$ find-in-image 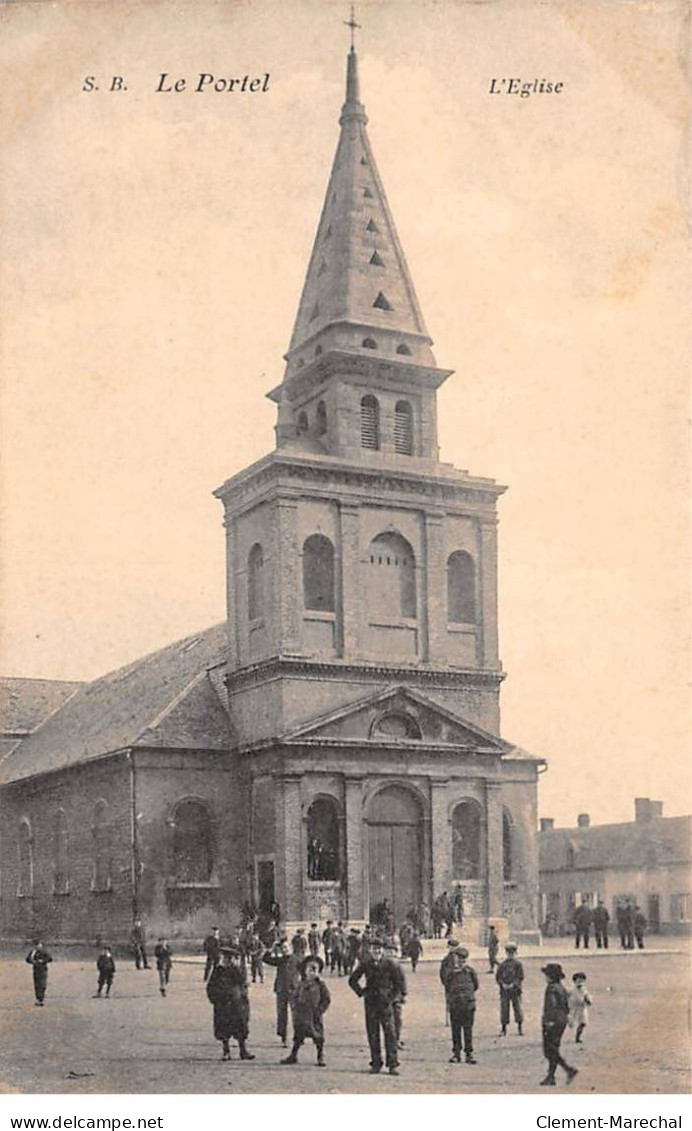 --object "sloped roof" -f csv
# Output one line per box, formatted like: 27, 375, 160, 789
0, 677, 82, 737
0, 624, 230, 785
539, 815, 691, 872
